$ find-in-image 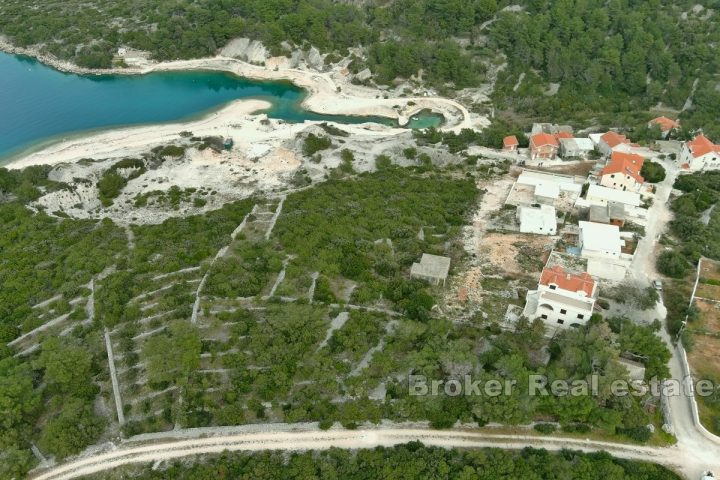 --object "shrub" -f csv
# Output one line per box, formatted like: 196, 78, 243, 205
640, 161, 666, 183
403, 147, 418, 159
375, 154, 392, 170
619, 426, 652, 443
534, 423, 557, 434
303, 134, 332, 156
656, 250, 690, 278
